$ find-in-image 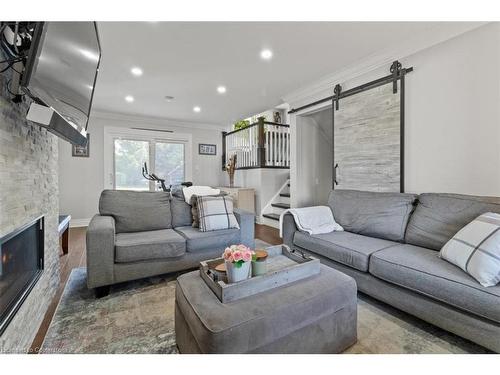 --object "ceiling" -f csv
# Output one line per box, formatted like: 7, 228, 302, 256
92, 22, 480, 126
